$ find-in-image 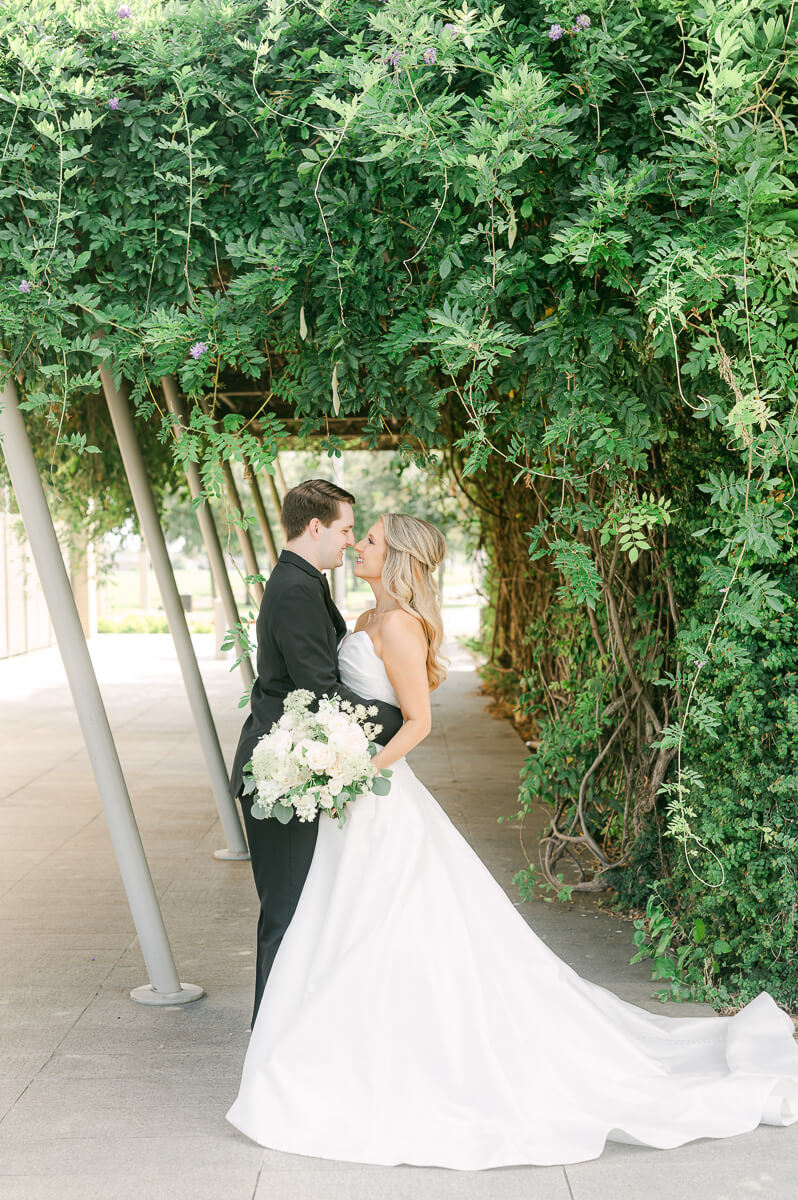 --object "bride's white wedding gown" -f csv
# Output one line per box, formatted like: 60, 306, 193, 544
226, 631, 798, 1169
